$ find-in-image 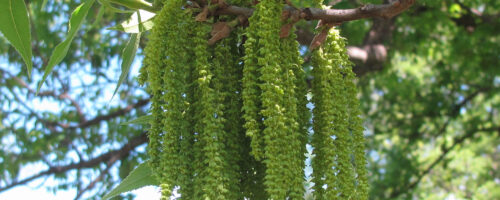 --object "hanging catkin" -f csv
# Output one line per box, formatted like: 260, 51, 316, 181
242, 9, 265, 160
139, 0, 369, 198
311, 27, 368, 199
341, 44, 369, 200
280, 26, 307, 199
143, 0, 188, 197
